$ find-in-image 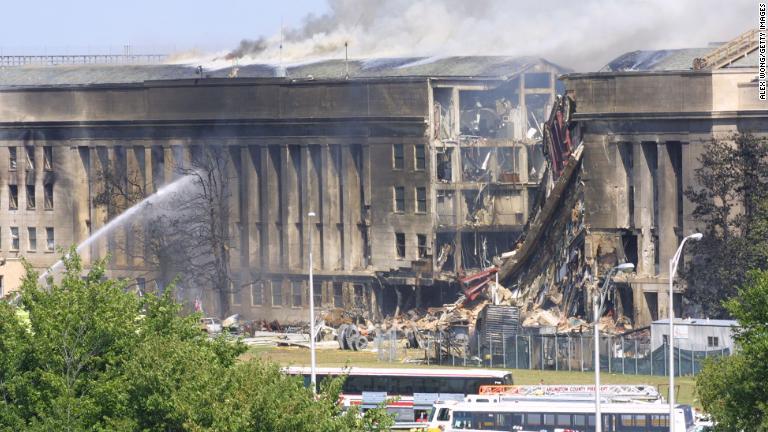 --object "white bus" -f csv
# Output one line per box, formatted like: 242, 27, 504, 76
283, 367, 512, 427
426, 400, 695, 432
